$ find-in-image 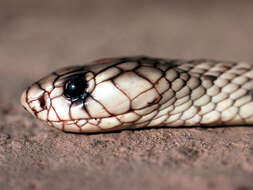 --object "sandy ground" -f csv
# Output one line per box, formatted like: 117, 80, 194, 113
1, 1, 253, 190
